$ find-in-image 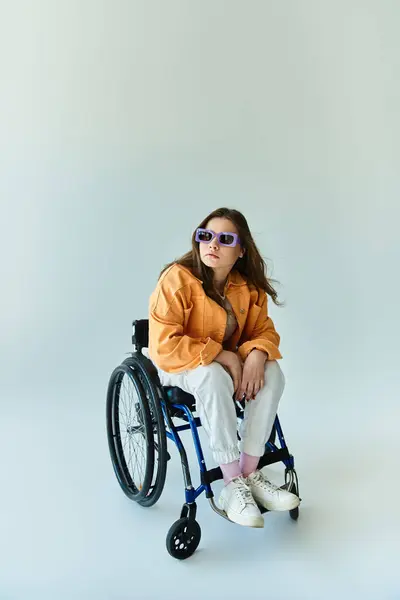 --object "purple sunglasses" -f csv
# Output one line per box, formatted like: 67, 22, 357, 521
195, 228, 241, 247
